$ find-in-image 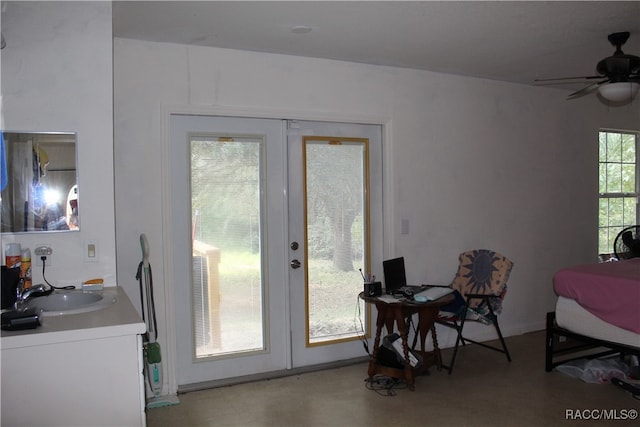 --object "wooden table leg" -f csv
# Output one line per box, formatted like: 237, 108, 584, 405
431, 324, 442, 370
416, 307, 437, 351
392, 306, 415, 390
367, 302, 386, 378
